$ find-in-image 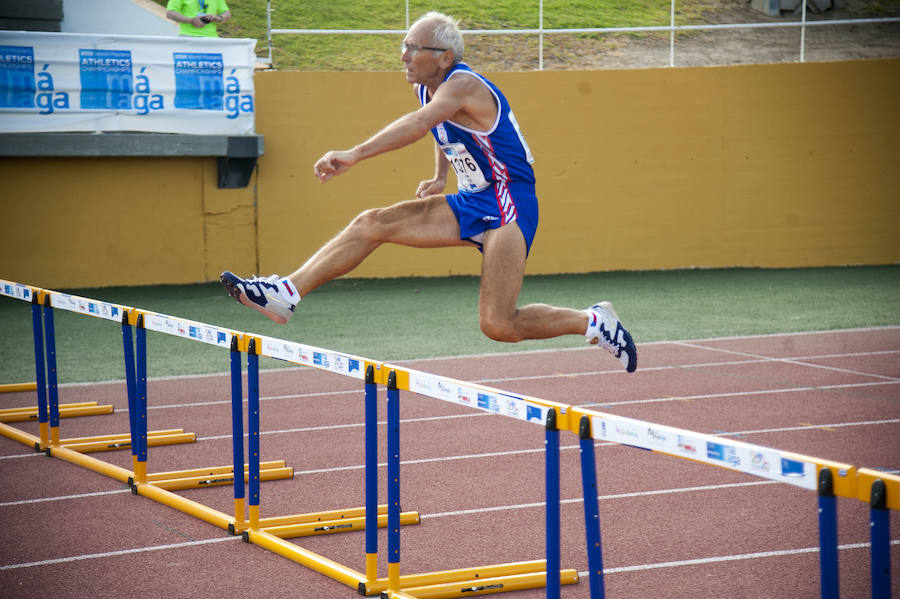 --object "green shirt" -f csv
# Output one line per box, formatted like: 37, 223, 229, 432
167, 0, 230, 38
